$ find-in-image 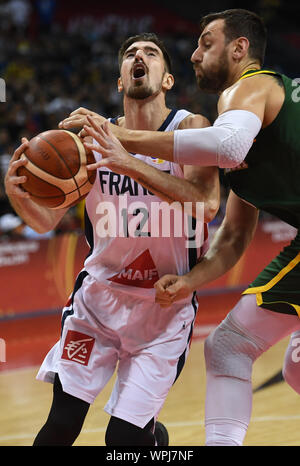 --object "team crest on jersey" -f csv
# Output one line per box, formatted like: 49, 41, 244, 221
108, 249, 159, 288
150, 157, 165, 164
